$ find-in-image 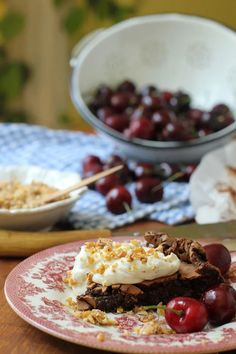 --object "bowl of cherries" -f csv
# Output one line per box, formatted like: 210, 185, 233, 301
70, 14, 236, 163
